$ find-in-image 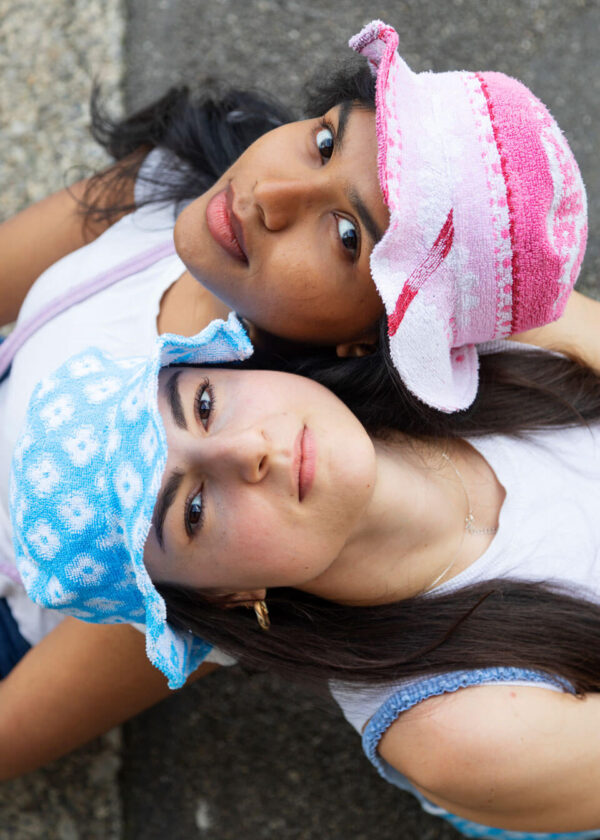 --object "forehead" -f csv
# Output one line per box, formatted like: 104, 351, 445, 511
159, 364, 323, 397
157, 365, 356, 428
